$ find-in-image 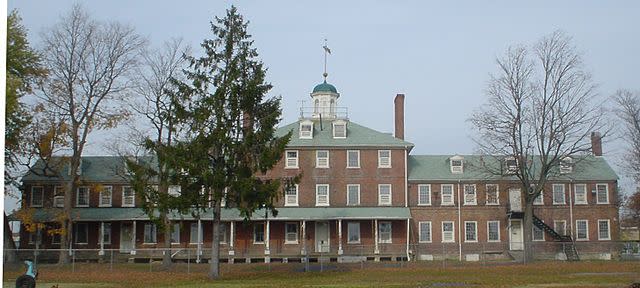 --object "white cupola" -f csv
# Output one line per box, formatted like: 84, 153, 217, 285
310, 79, 340, 119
